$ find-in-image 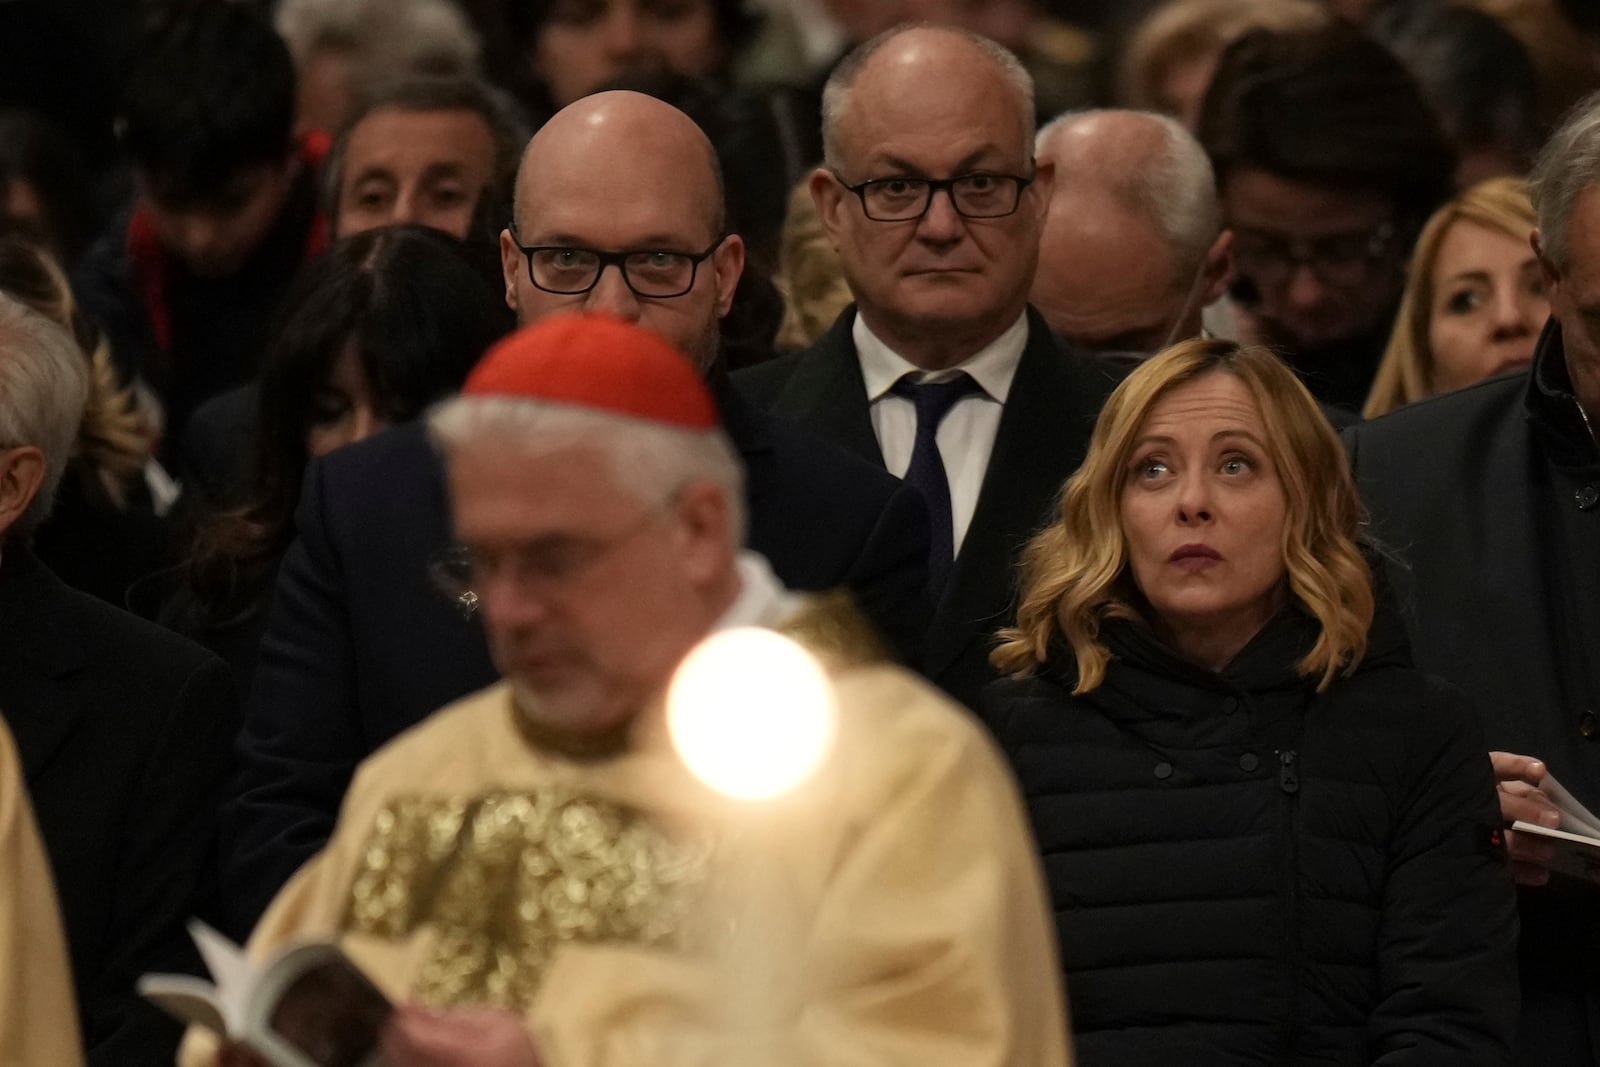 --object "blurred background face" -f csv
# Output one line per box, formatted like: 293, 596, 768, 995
305, 343, 393, 457
1224, 167, 1404, 349
140, 159, 295, 278
335, 107, 499, 241
1427, 218, 1547, 393
1119, 371, 1288, 649
533, 0, 724, 108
